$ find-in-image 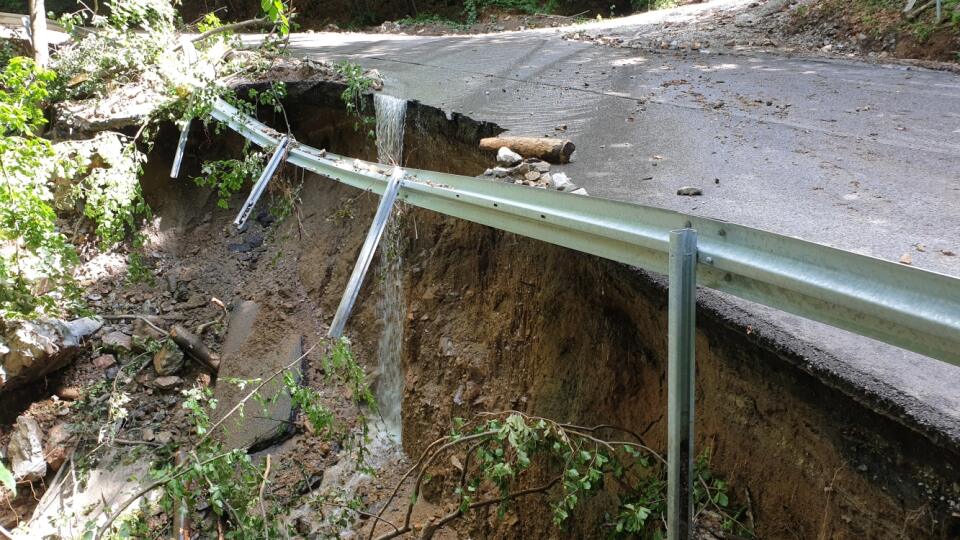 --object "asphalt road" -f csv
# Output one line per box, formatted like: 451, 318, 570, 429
277, 19, 960, 440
